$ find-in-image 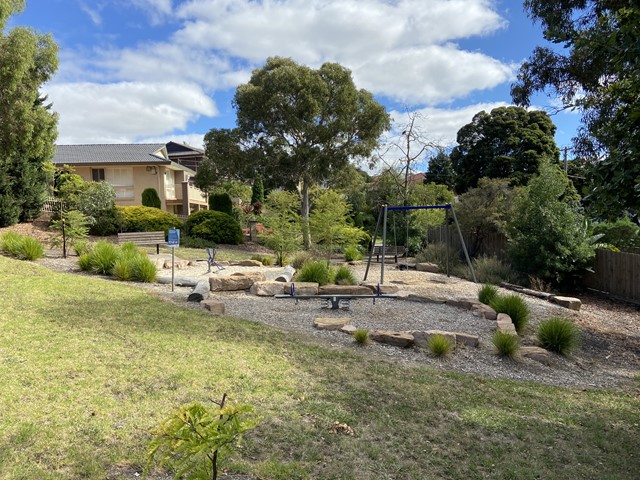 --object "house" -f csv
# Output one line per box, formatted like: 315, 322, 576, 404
165, 141, 206, 171
52, 143, 208, 217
